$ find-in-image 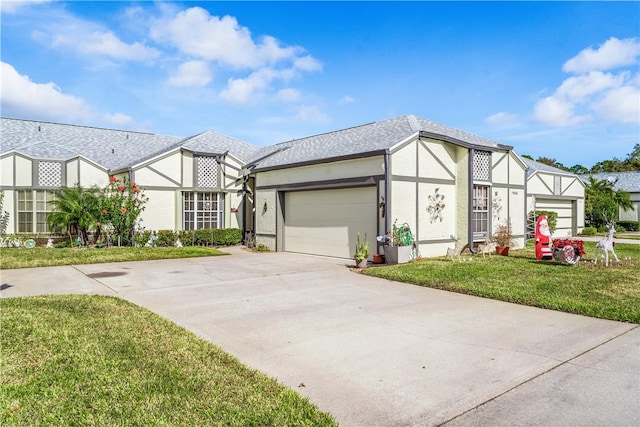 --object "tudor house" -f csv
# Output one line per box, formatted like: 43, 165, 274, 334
1, 115, 585, 259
